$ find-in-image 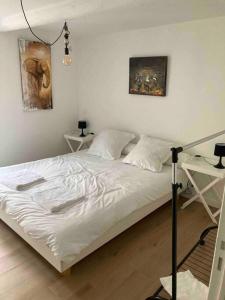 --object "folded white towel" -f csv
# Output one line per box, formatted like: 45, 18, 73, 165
160, 270, 209, 300
0, 169, 45, 191
50, 196, 85, 213
33, 186, 85, 213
